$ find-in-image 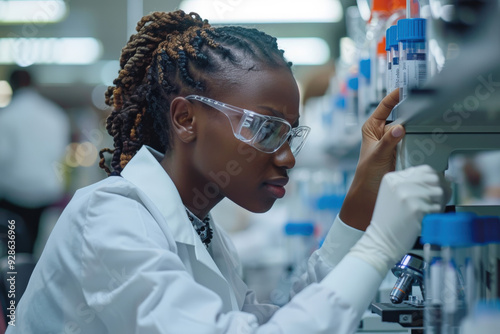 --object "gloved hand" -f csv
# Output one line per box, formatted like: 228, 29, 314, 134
348, 165, 451, 276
